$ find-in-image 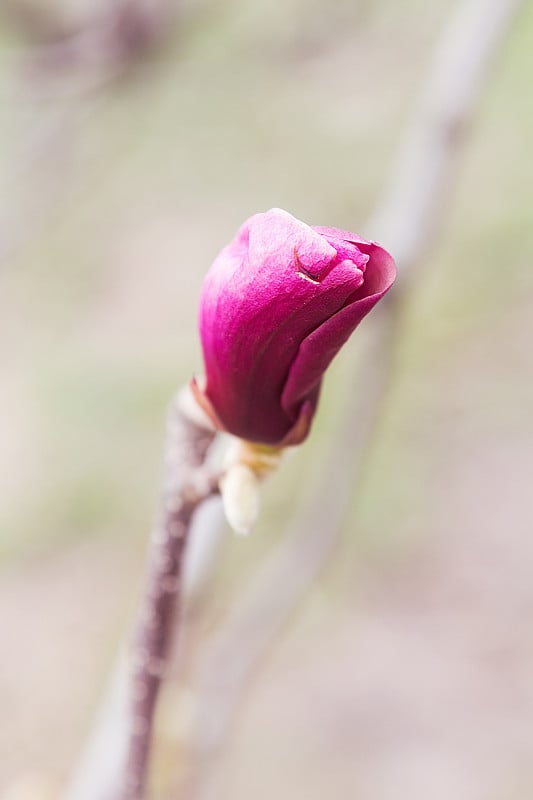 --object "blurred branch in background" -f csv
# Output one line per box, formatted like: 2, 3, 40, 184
0, 0, 188, 274
2, 0, 177, 86
178, 0, 523, 798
